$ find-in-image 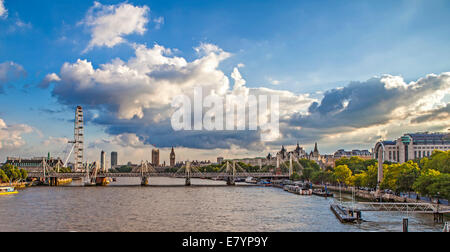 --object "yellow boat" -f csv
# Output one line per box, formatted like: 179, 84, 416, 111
0, 187, 18, 195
